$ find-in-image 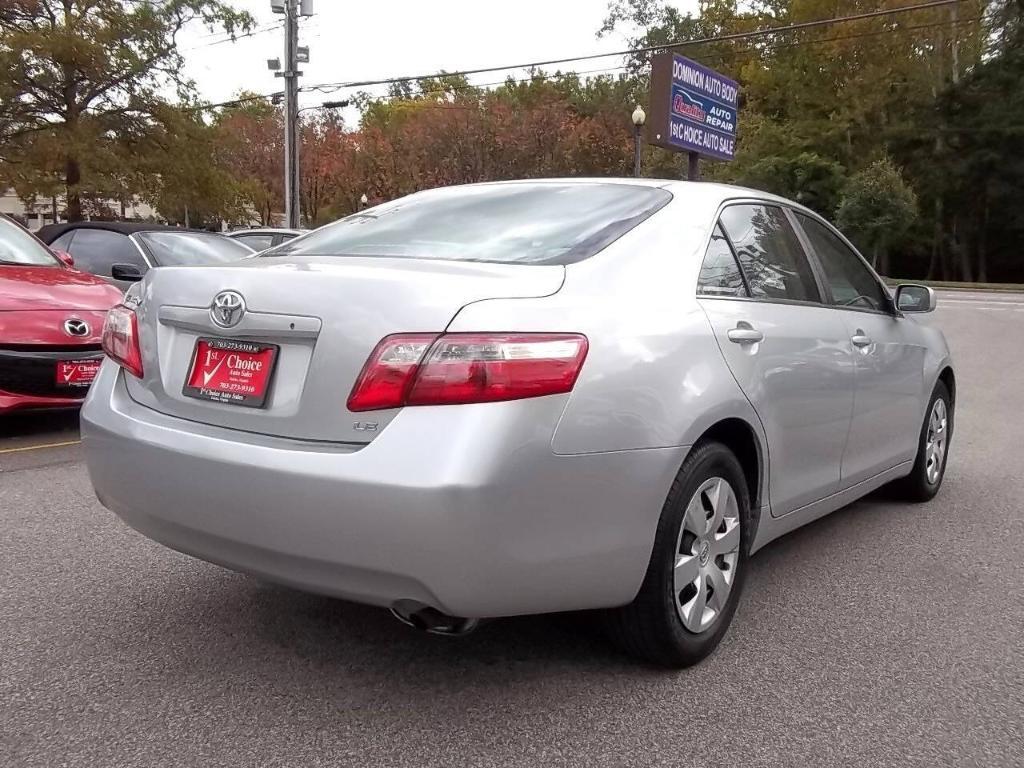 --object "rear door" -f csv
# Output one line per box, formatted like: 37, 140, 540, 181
697, 203, 856, 517
792, 213, 925, 486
